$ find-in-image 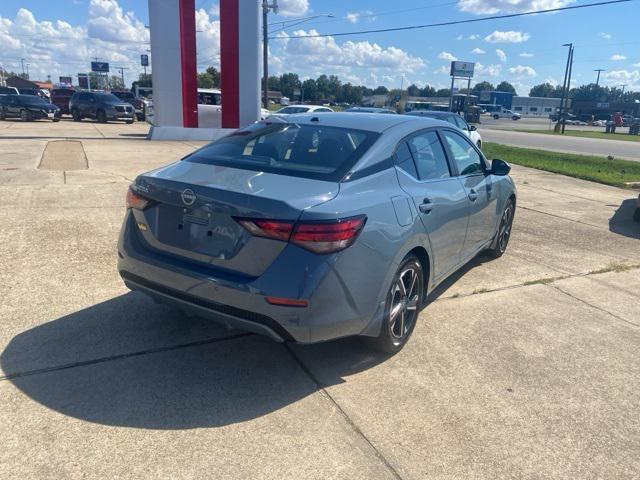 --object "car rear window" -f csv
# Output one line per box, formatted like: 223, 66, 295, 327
185, 122, 380, 181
